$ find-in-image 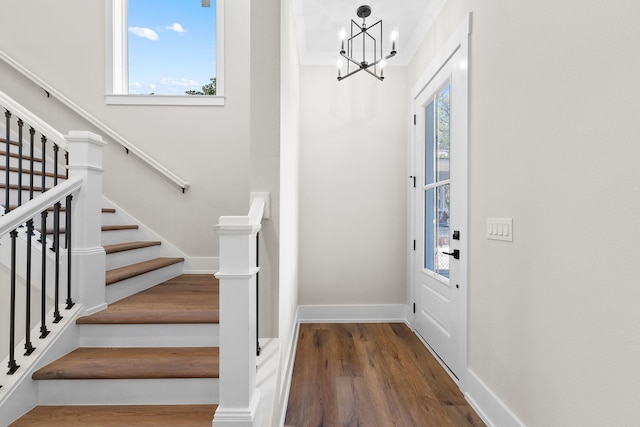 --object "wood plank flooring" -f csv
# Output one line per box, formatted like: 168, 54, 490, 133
9, 405, 218, 426
285, 323, 485, 427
